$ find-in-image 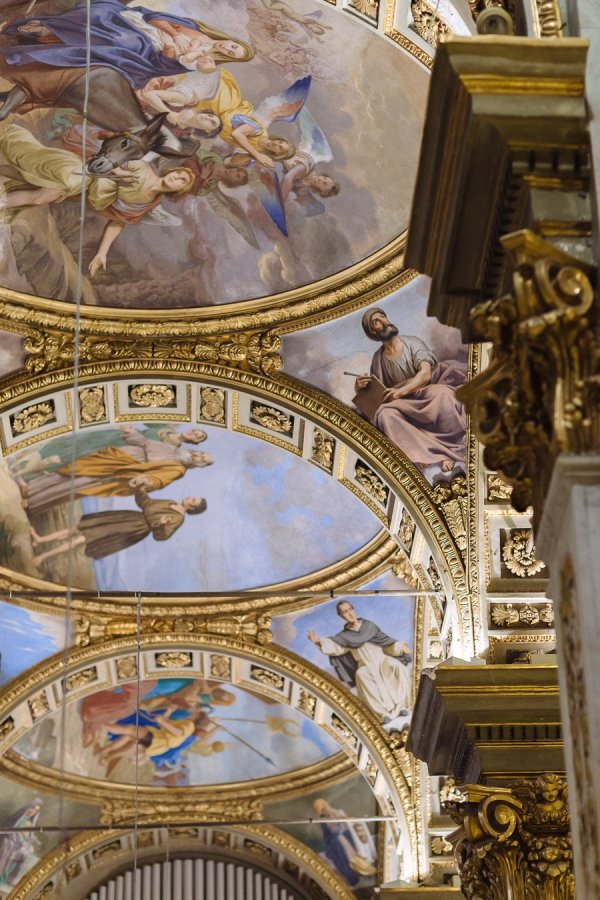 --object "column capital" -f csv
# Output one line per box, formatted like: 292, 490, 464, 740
445, 776, 574, 898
